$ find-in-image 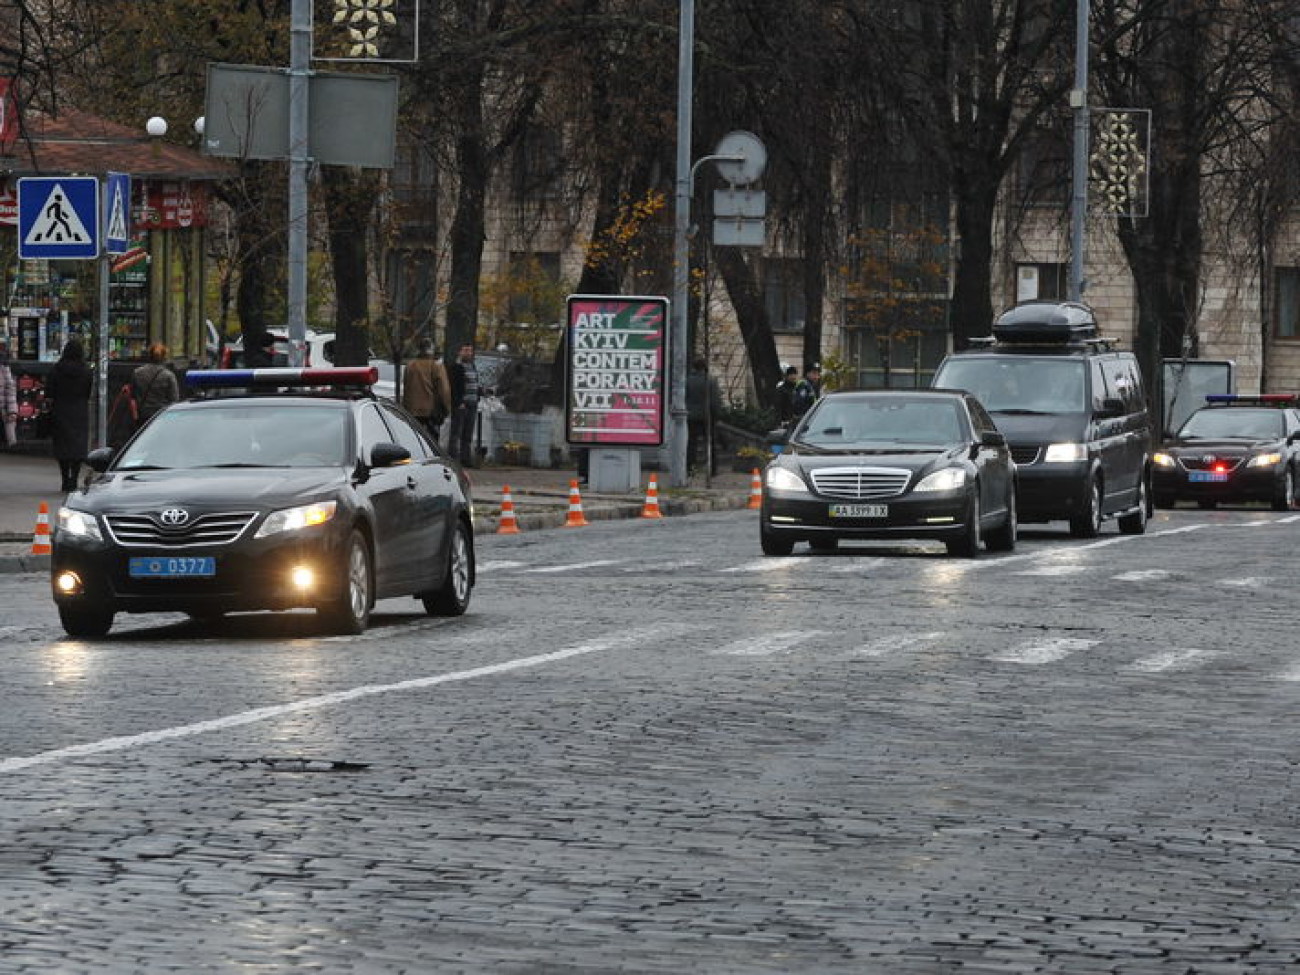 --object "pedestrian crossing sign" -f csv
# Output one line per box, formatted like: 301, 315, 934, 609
17, 176, 100, 260
104, 172, 131, 255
